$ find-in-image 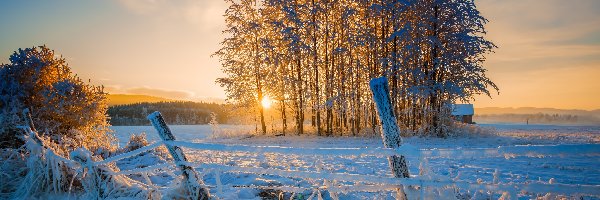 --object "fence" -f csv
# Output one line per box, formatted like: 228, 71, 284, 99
21, 119, 600, 199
